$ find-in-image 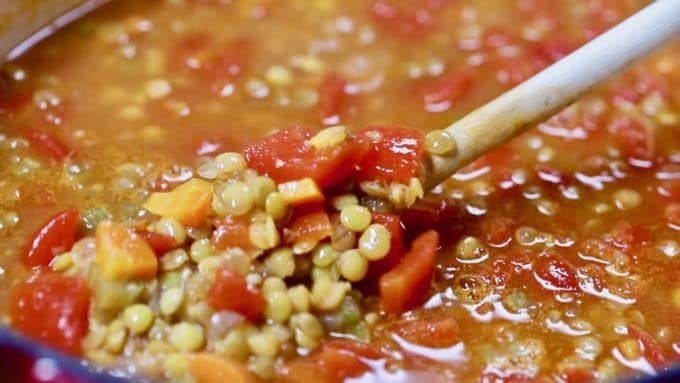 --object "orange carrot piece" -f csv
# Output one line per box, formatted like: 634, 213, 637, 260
95, 221, 158, 280
143, 178, 213, 226
187, 353, 255, 383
